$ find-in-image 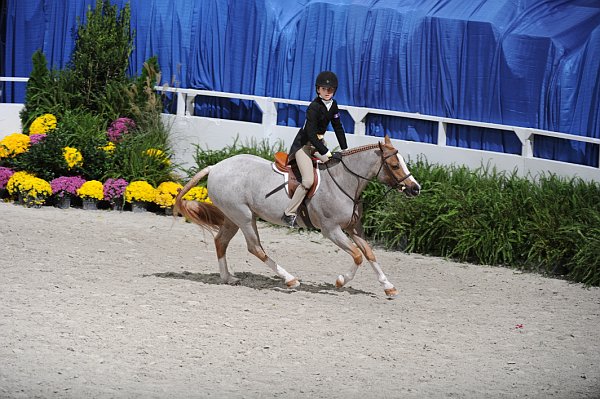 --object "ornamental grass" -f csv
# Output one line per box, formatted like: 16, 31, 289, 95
145, 148, 171, 166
